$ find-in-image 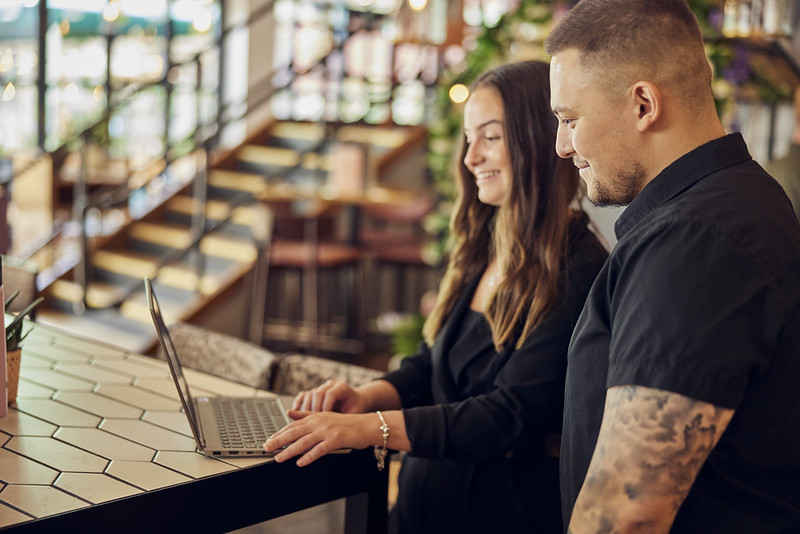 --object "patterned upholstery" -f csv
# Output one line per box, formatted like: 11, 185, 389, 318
161, 323, 383, 396
165, 322, 278, 390
275, 353, 383, 396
